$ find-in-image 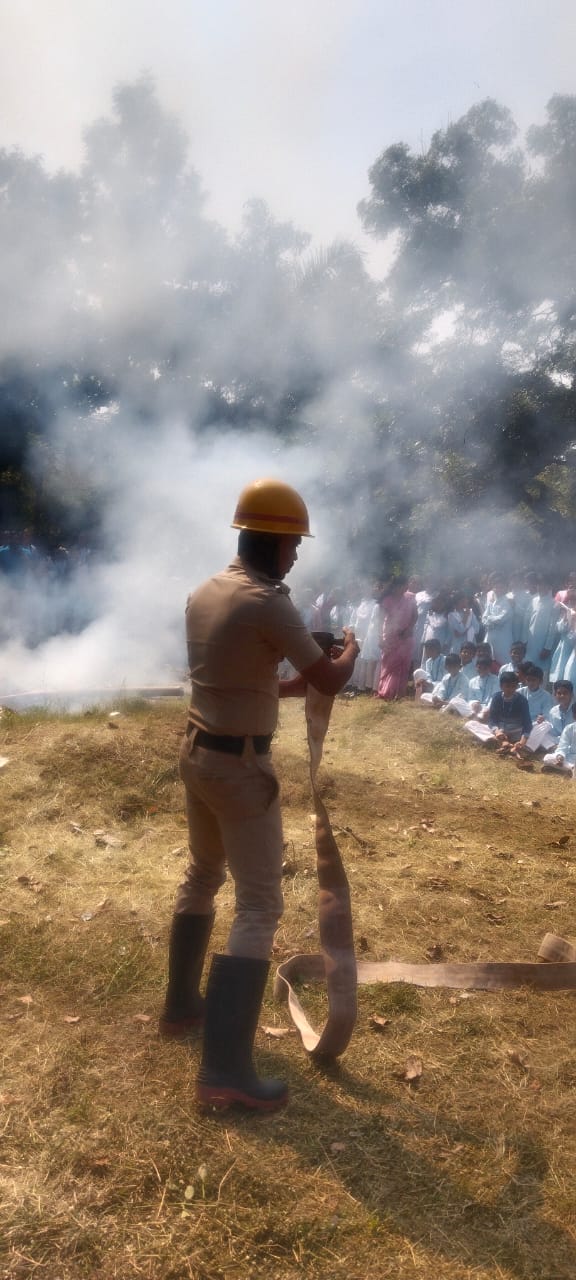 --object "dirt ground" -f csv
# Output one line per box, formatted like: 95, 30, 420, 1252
0, 694, 575, 1280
